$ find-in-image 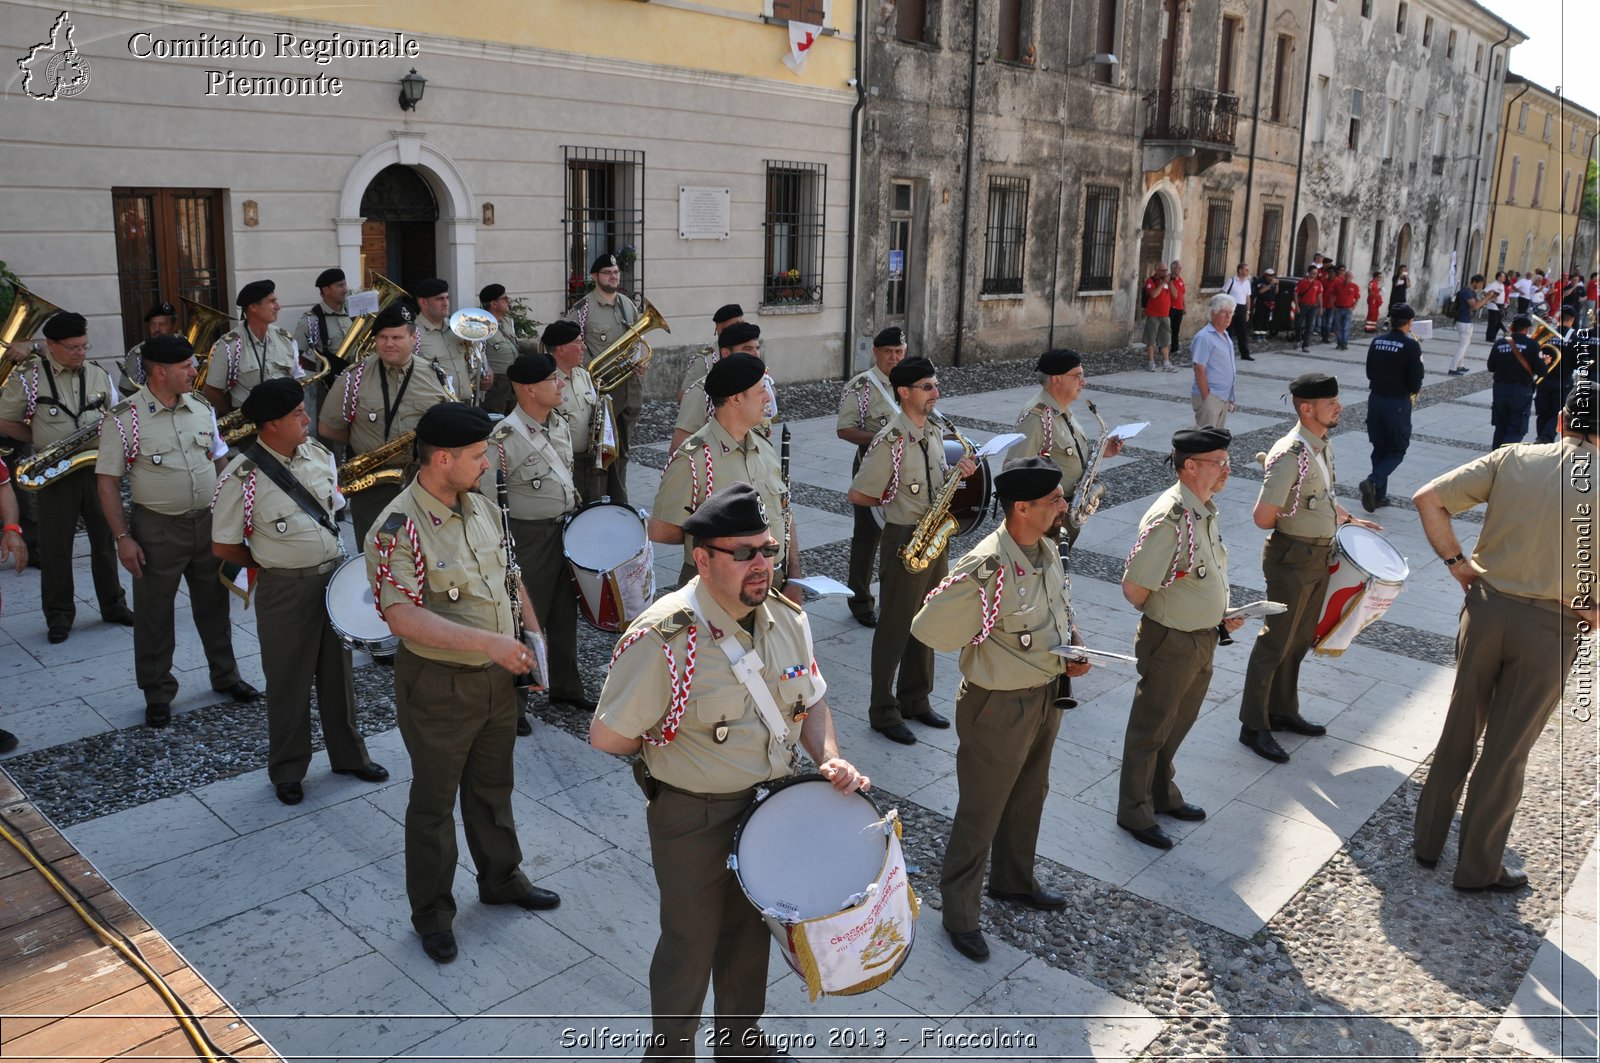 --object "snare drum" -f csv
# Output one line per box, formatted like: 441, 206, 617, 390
325, 556, 398, 656
563, 499, 655, 632
729, 775, 918, 1001
1313, 524, 1409, 655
